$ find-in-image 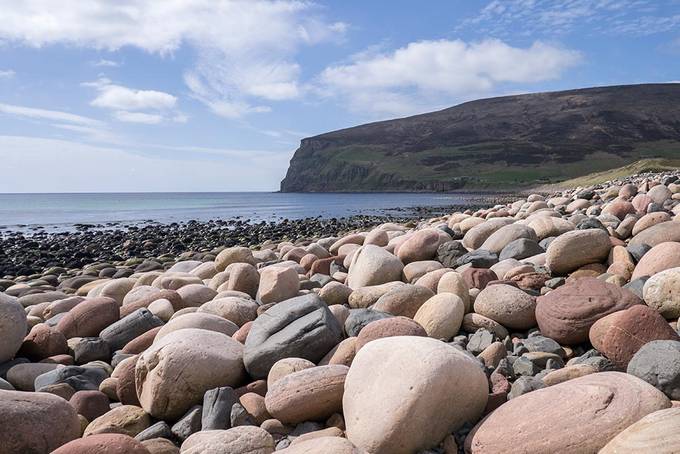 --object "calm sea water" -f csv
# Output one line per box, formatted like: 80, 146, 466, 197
0, 192, 493, 231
